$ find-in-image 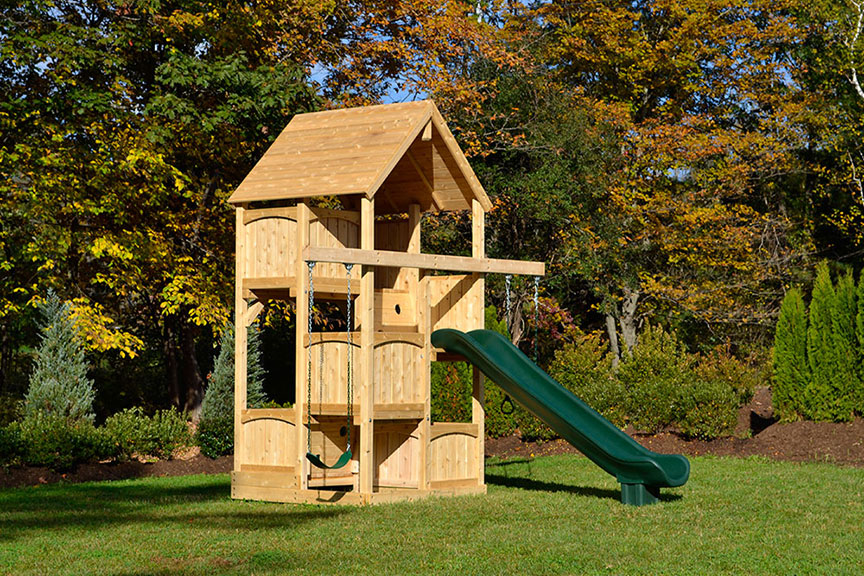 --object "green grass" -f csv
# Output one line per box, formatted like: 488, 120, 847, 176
1, 455, 862, 575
